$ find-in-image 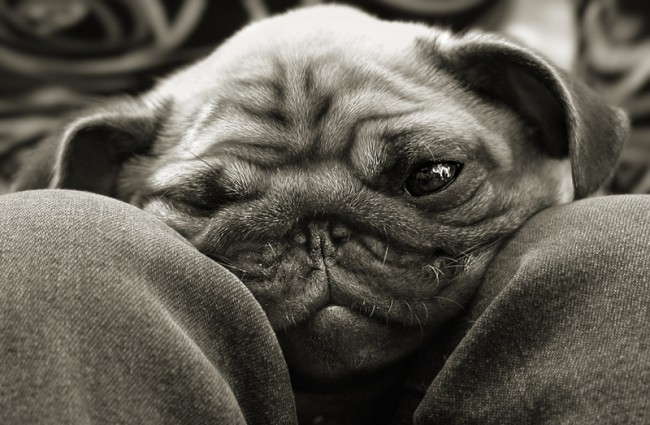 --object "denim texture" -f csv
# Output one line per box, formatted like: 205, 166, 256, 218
1, 190, 648, 424
398, 195, 650, 425
0, 190, 297, 425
